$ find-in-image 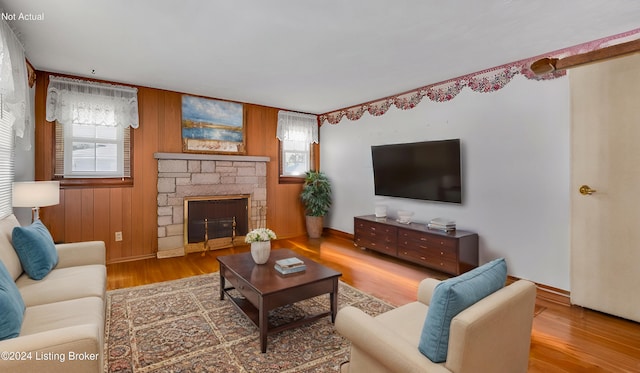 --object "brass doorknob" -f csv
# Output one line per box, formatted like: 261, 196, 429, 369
579, 185, 597, 195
